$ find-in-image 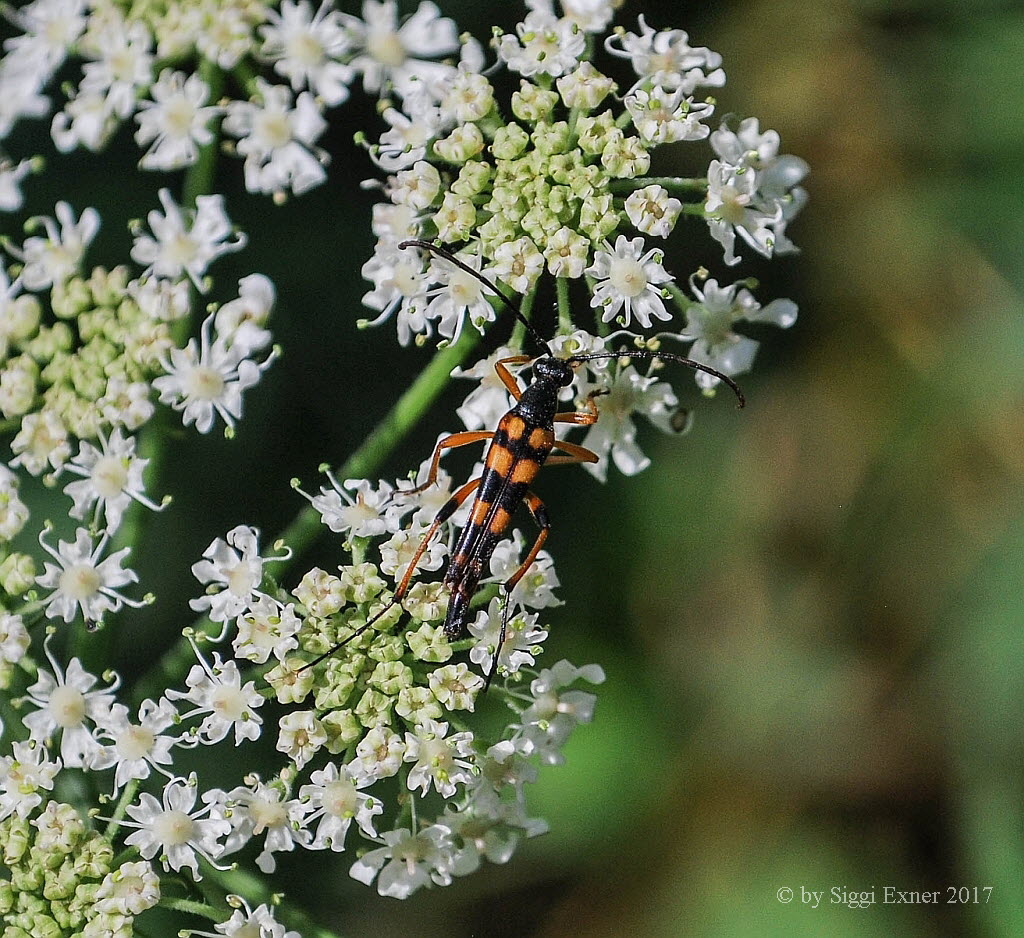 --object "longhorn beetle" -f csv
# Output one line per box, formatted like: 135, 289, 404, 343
306, 239, 745, 688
